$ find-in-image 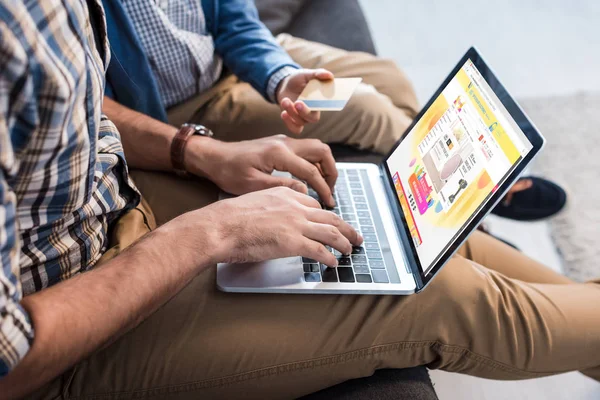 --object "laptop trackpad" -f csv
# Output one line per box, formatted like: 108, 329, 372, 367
217, 257, 303, 290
